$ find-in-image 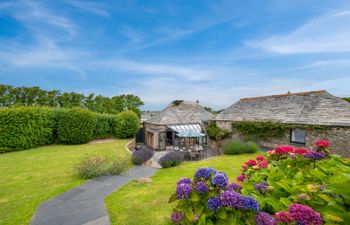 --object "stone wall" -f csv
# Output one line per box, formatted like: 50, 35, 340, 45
214, 121, 350, 157
143, 122, 166, 150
